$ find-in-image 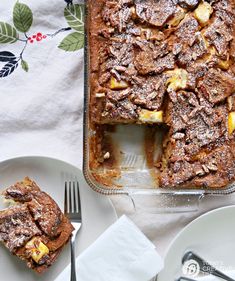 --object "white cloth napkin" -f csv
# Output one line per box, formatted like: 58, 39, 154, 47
0, 0, 84, 169
55, 215, 163, 281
